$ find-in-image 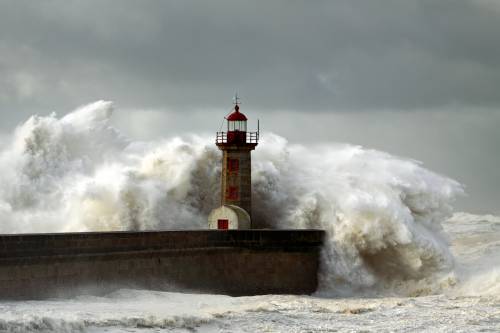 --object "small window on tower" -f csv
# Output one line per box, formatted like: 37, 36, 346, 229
226, 186, 239, 200
228, 159, 239, 172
